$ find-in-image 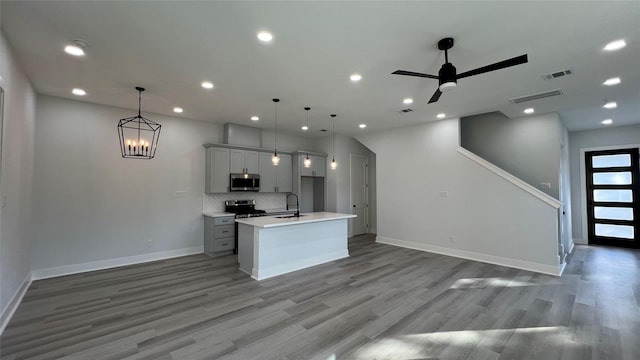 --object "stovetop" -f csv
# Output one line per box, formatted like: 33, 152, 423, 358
224, 199, 267, 217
